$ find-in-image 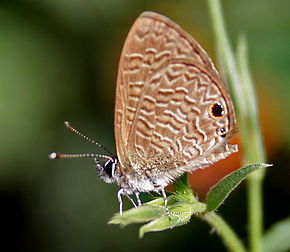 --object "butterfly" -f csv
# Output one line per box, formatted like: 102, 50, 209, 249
50, 11, 238, 217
